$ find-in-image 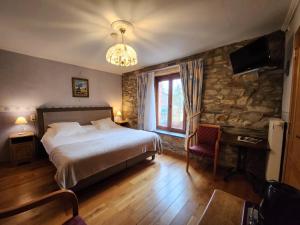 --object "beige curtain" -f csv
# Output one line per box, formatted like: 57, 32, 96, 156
137, 72, 149, 130
179, 58, 204, 148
